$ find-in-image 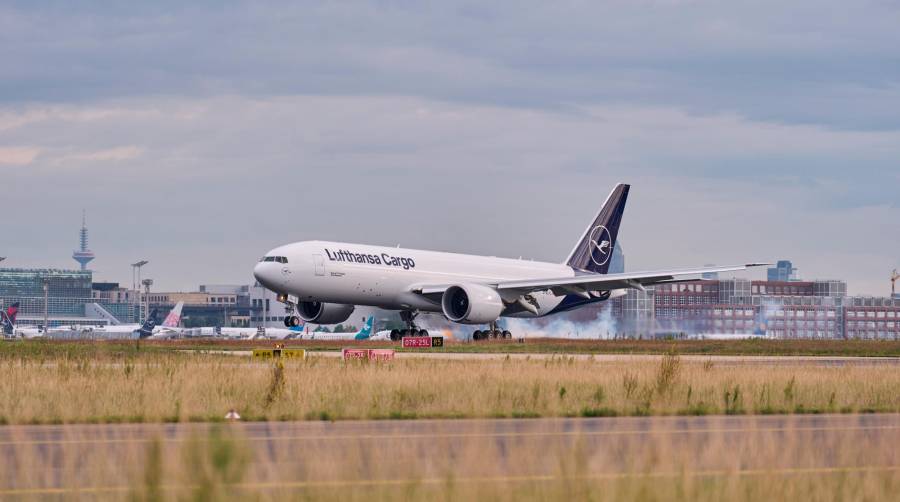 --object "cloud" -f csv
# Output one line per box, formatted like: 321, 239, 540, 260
51, 146, 144, 165
0, 146, 39, 165
2, 1, 899, 129
0, 95, 896, 295
0, 2, 896, 296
